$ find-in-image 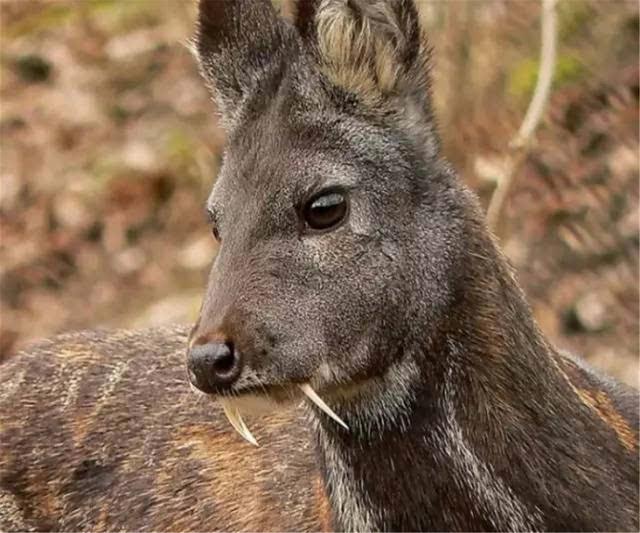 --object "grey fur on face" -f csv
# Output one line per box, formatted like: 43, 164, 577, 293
0, 1, 637, 531
185, 1, 639, 530
193, 0, 465, 422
